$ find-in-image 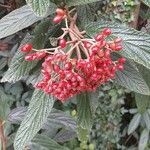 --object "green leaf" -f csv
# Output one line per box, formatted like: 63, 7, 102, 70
1, 34, 37, 83
66, 0, 102, 6
0, 58, 7, 70
142, 0, 150, 7
135, 65, 150, 114
0, 5, 41, 39
14, 89, 55, 150
88, 90, 99, 113
77, 92, 92, 130
138, 129, 149, 150
137, 65, 150, 89
4, 82, 23, 98
25, 0, 55, 16
8, 107, 27, 124
45, 109, 77, 130
143, 111, 150, 130
128, 113, 141, 135
115, 61, 150, 95
54, 129, 76, 143
76, 91, 99, 139
26, 68, 41, 85
32, 20, 52, 49
8, 107, 77, 130
135, 94, 150, 114
30, 134, 69, 150
77, 5, 95, 25
85, 21, 150, 70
